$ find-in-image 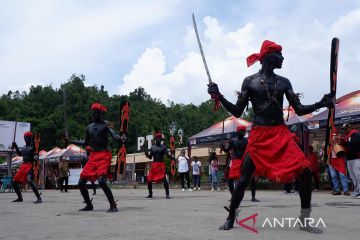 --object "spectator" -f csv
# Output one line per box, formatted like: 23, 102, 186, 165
178, 150, 192, 192
308, 146, 320, 191
329, 130, 349, 195
59, 156, 70, 192
191, 156, 201, 190
209, 152, 220, 191
342, 123, 360, 198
